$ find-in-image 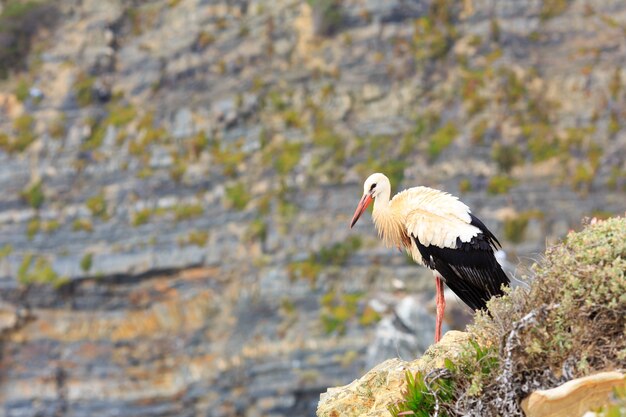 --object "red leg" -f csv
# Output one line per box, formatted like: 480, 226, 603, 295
435, 275, 446, 343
